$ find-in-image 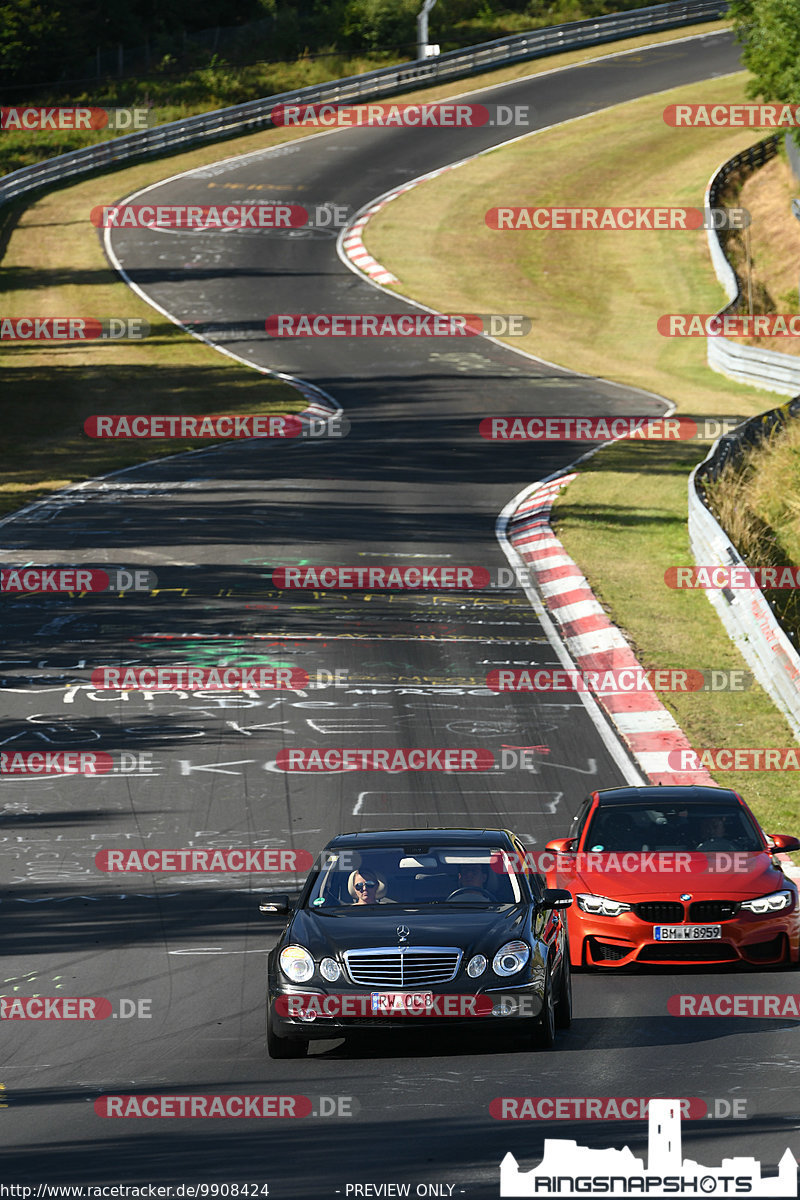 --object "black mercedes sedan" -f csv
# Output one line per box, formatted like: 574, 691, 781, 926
261, 827, 573, 1057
